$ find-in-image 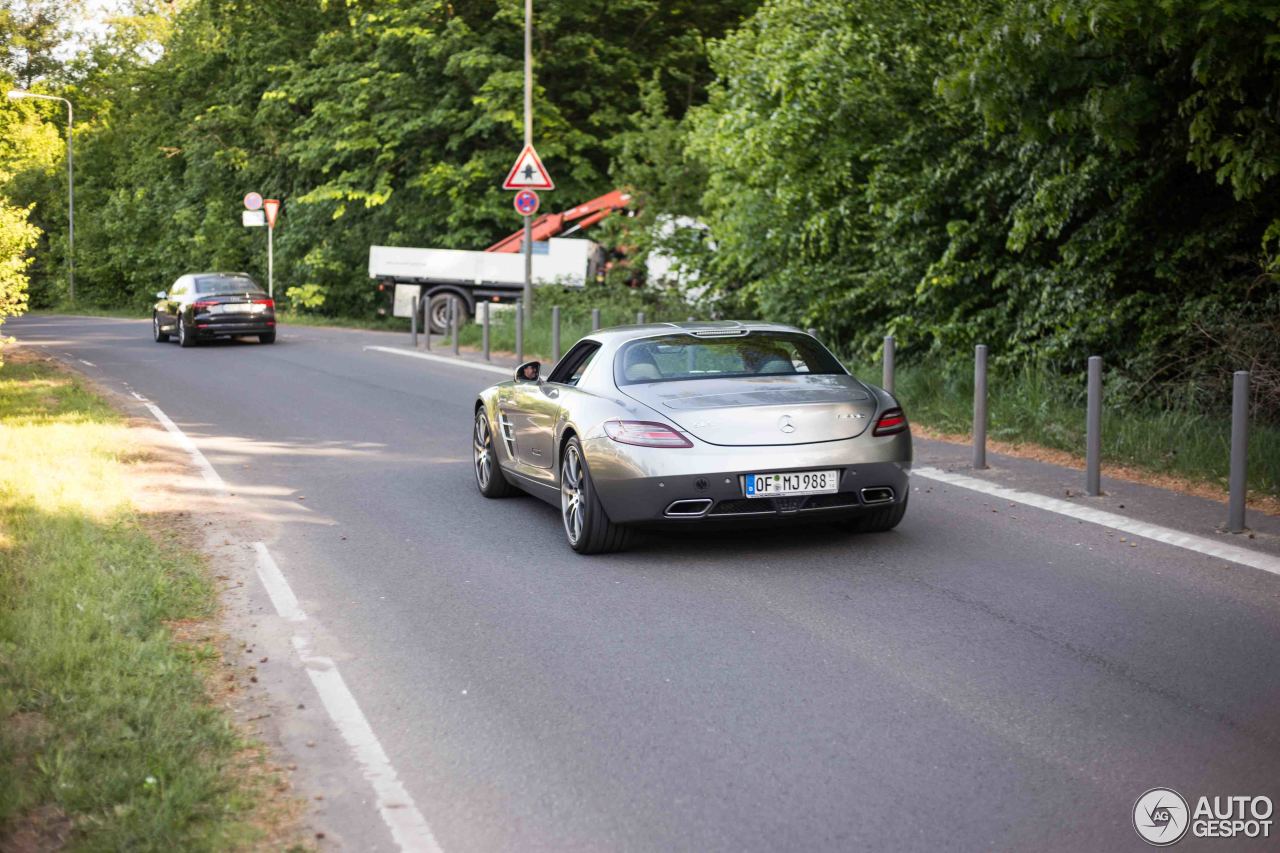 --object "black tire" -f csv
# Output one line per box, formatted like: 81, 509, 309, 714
259, 331, 276, 344
152, 313, 169, 342
852, 490, 909, 533
177, 317, 196, 348
427, 292, 466, 335
473, 409, 519, 498
560, 437, 632, 554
